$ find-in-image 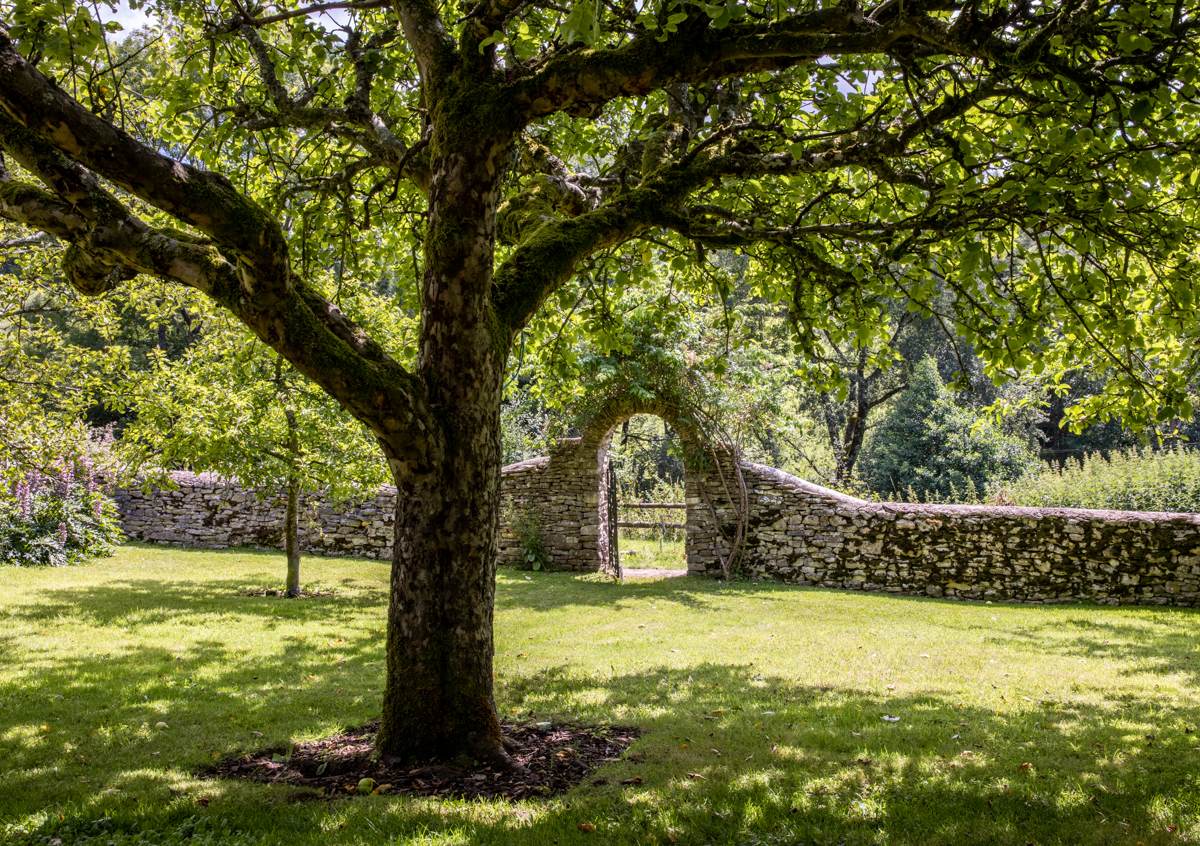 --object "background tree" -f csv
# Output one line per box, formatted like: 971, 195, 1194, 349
859, 357, 1039, 501
783, 301, 942, 486
4, 0, 1200, 768
120, 312, 391, 596
0, 220, 129, 478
